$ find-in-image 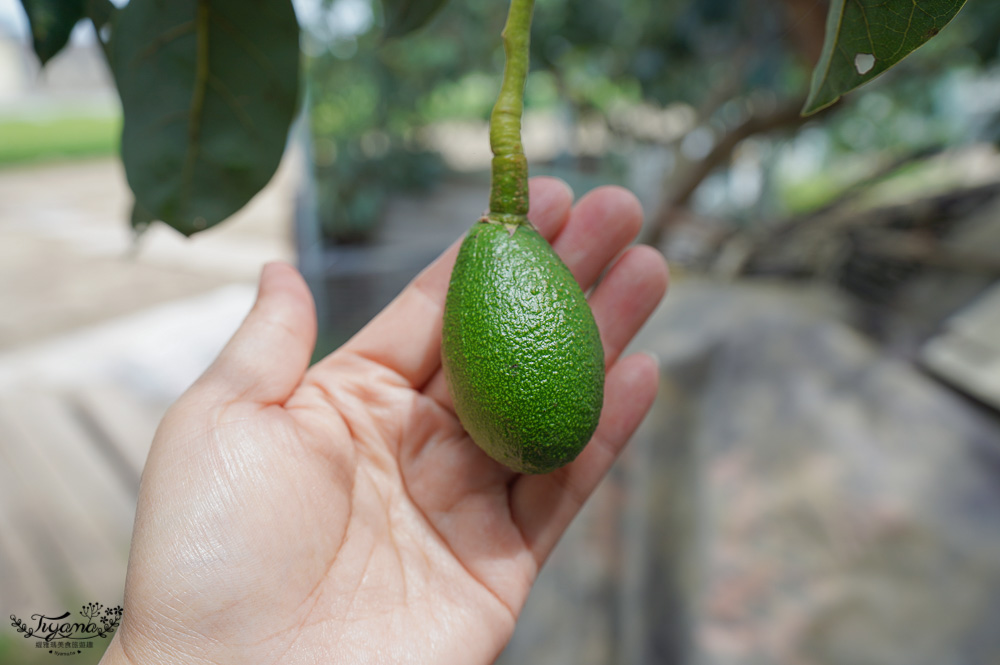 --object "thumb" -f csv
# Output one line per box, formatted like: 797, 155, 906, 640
194, 262, 317, 406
